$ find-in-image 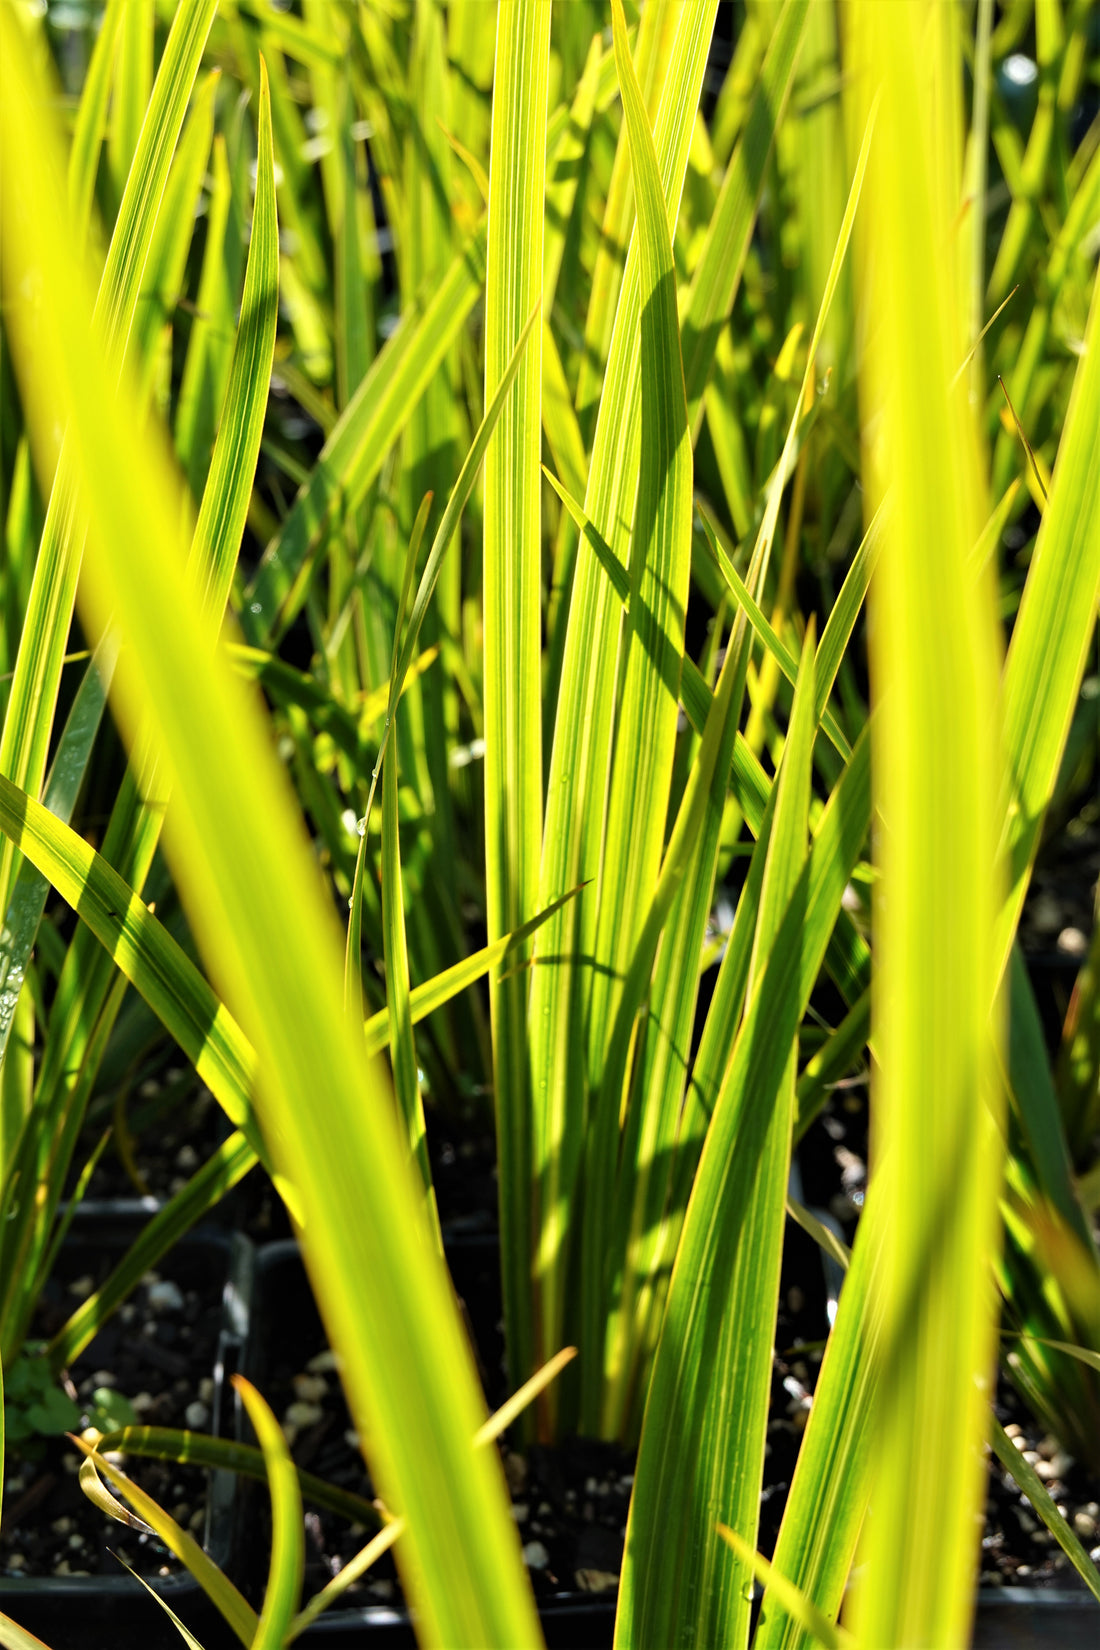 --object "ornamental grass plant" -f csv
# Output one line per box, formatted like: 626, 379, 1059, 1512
0, 1, 1099, 1646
